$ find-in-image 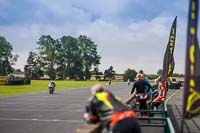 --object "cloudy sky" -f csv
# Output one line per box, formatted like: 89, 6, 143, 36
0, 0, 192, 74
